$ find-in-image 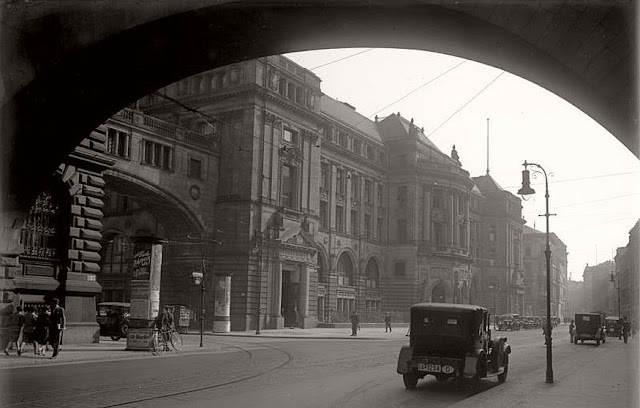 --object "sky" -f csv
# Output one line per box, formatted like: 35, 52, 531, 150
285, 48, 640, 281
